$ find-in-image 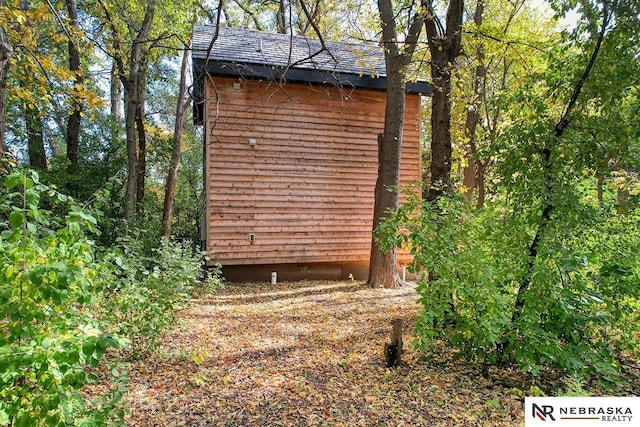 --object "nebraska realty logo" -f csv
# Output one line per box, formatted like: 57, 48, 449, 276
525, 397, 640, 426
